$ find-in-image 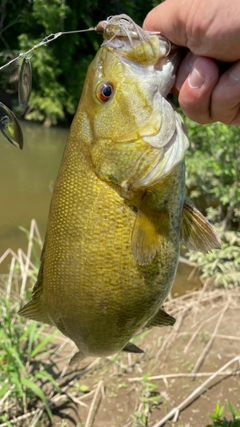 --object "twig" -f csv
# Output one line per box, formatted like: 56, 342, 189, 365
178, 256, 198, 267
191, 303, 229, 375
6, 256, 15, 298
0, 248, 18, 264
183, 311, 220, 354
61, 392, 89, 408
152, 355, 240, 427
128, 370, 240, 382
0, 385, 15, 407
20, 219, 36, 298
84, 380, 104, 427
0, 409, 39, 427
17, 249, 36, 272
215, 334, 240, 341
177, 331, 240, 343
32, 218, 43, 247
187, 266, 199, 282
156, 308, 188, 359
29, 408, 44, 427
